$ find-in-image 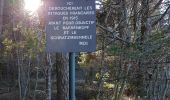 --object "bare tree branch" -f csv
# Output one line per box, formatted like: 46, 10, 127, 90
150, 0, 163, 14
152, 5, 170, 27
97, 23, 130, 44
